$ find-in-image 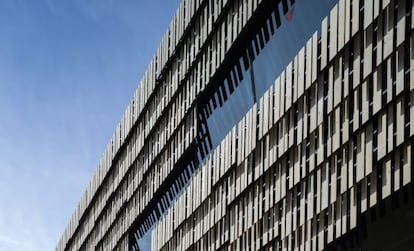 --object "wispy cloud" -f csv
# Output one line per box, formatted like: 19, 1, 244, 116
0, 235, 20, 250
0, 0, 180, 250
